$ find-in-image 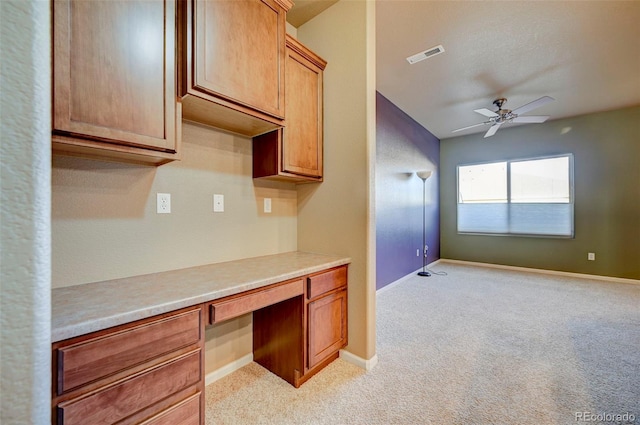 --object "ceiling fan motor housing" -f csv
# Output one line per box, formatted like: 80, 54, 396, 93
493, 98, 507, 109
493, 98, 515, 122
